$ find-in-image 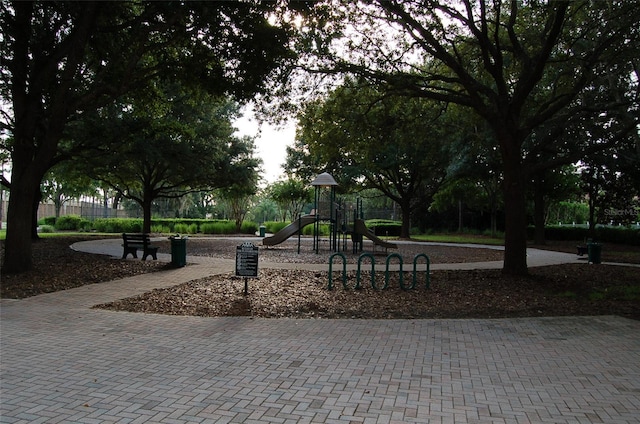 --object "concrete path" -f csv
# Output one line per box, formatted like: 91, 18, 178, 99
69, 236, 587, 271
1, 238, 639, 423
